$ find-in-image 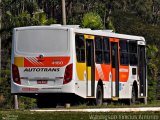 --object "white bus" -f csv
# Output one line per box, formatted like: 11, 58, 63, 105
11, 25, 147, 107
